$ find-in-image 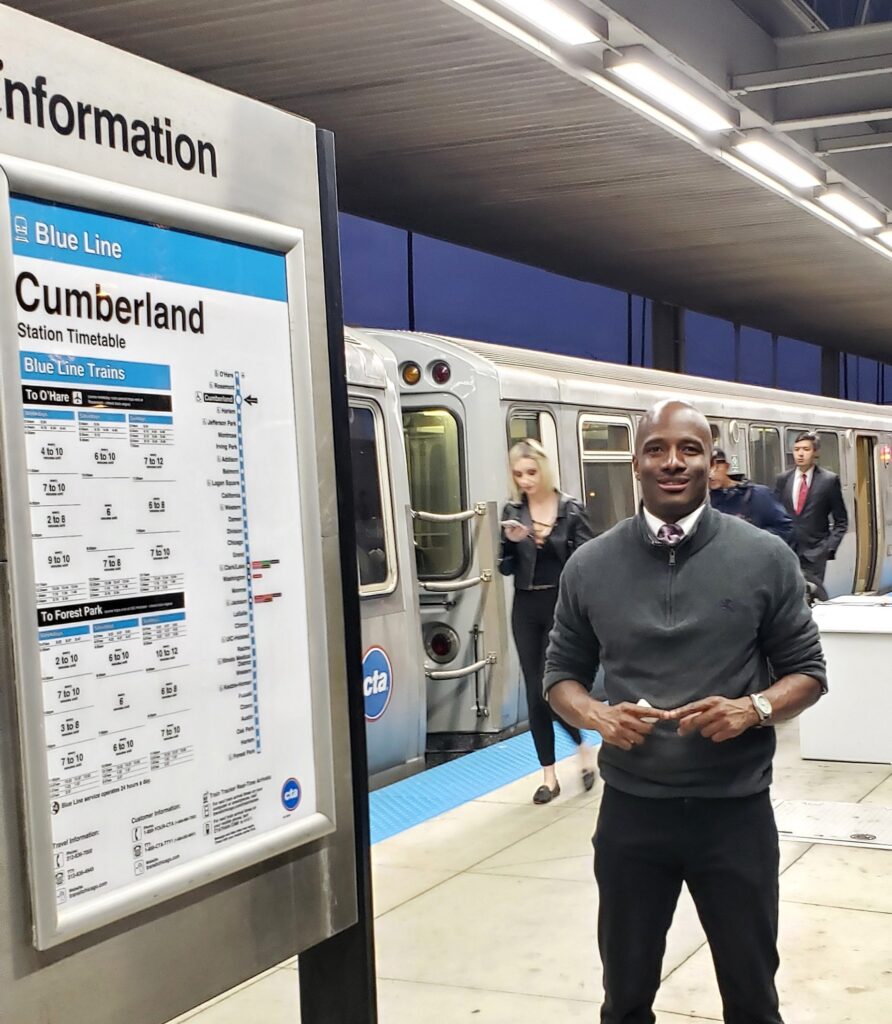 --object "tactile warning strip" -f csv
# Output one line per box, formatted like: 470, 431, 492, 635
773, 799, 892, 850
369, 728, 600, 844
